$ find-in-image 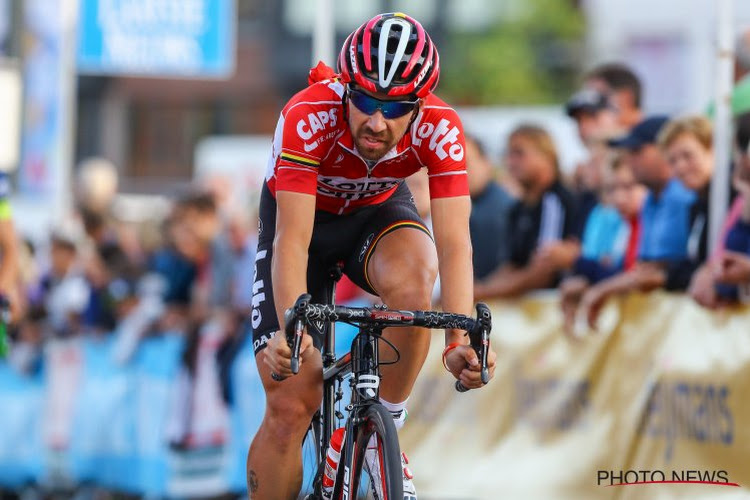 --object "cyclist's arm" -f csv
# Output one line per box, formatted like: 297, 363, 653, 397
272, 190, 316, 329
430, 195, 474, 345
